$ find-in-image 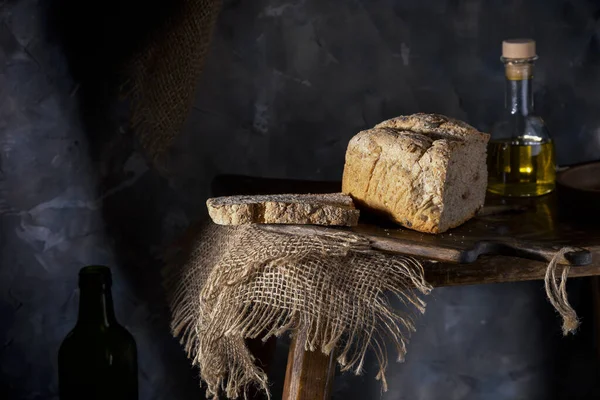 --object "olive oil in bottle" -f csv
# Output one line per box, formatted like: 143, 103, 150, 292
58, 266, 138, 400
487, 39, 556, 197
487, 138, 555, 196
